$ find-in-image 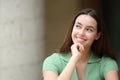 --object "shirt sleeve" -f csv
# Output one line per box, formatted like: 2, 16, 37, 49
42, 53, 61, 74
102, 57, 118, 77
